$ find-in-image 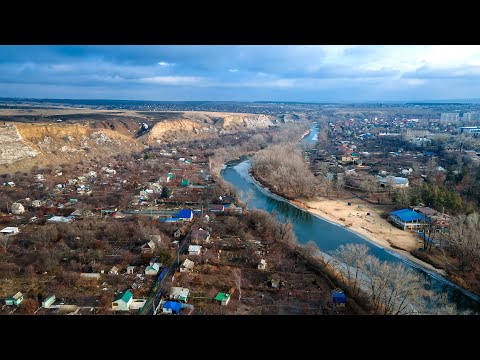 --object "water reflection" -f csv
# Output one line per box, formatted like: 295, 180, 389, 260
221, 123, 480, 313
